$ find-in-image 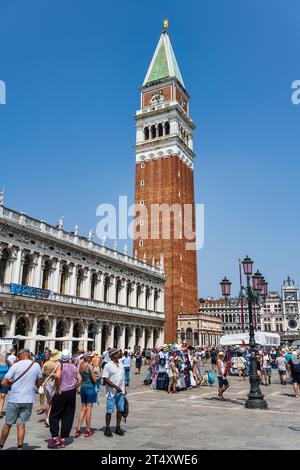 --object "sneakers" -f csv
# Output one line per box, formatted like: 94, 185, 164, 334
104, 427, 113, 437
115, 427, 125, 436
48, 437, 61, 448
